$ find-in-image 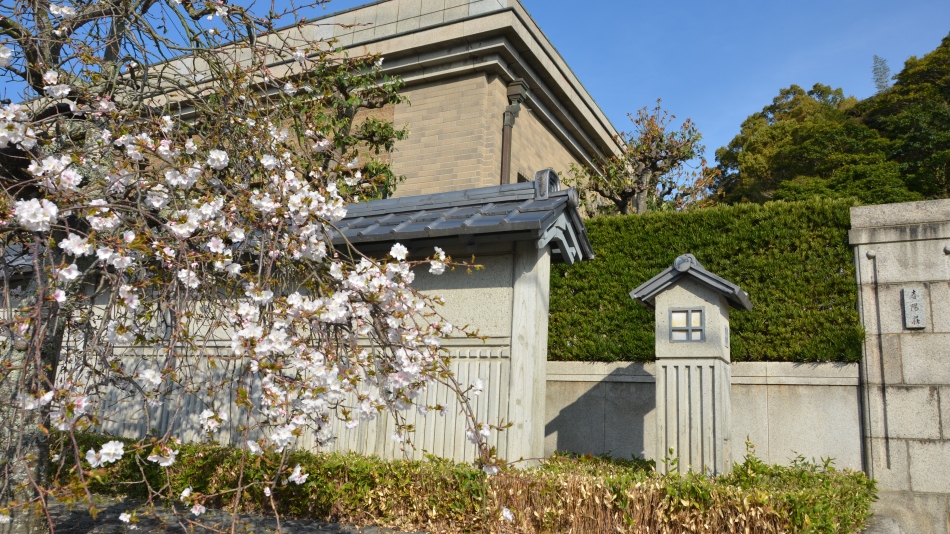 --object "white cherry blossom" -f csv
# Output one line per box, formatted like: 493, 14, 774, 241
99, 441, 124, 464
390, 243, 408, 261
56, 264, 80, 281
146, 446, 178, 466
49, 4, 77, 17
45, 84, 71, 98
138, 368, 162, 387
207, 149, 229, 170
287, 464, 308, 485
14, 198, 58, 231
260, 154, 278, 170
0, 45, 12, 68
177, 269, 200, 289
